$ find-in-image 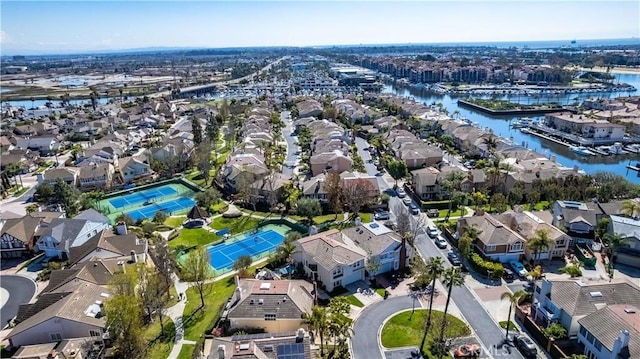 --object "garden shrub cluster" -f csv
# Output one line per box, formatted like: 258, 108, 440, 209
469, 253, 504, 278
